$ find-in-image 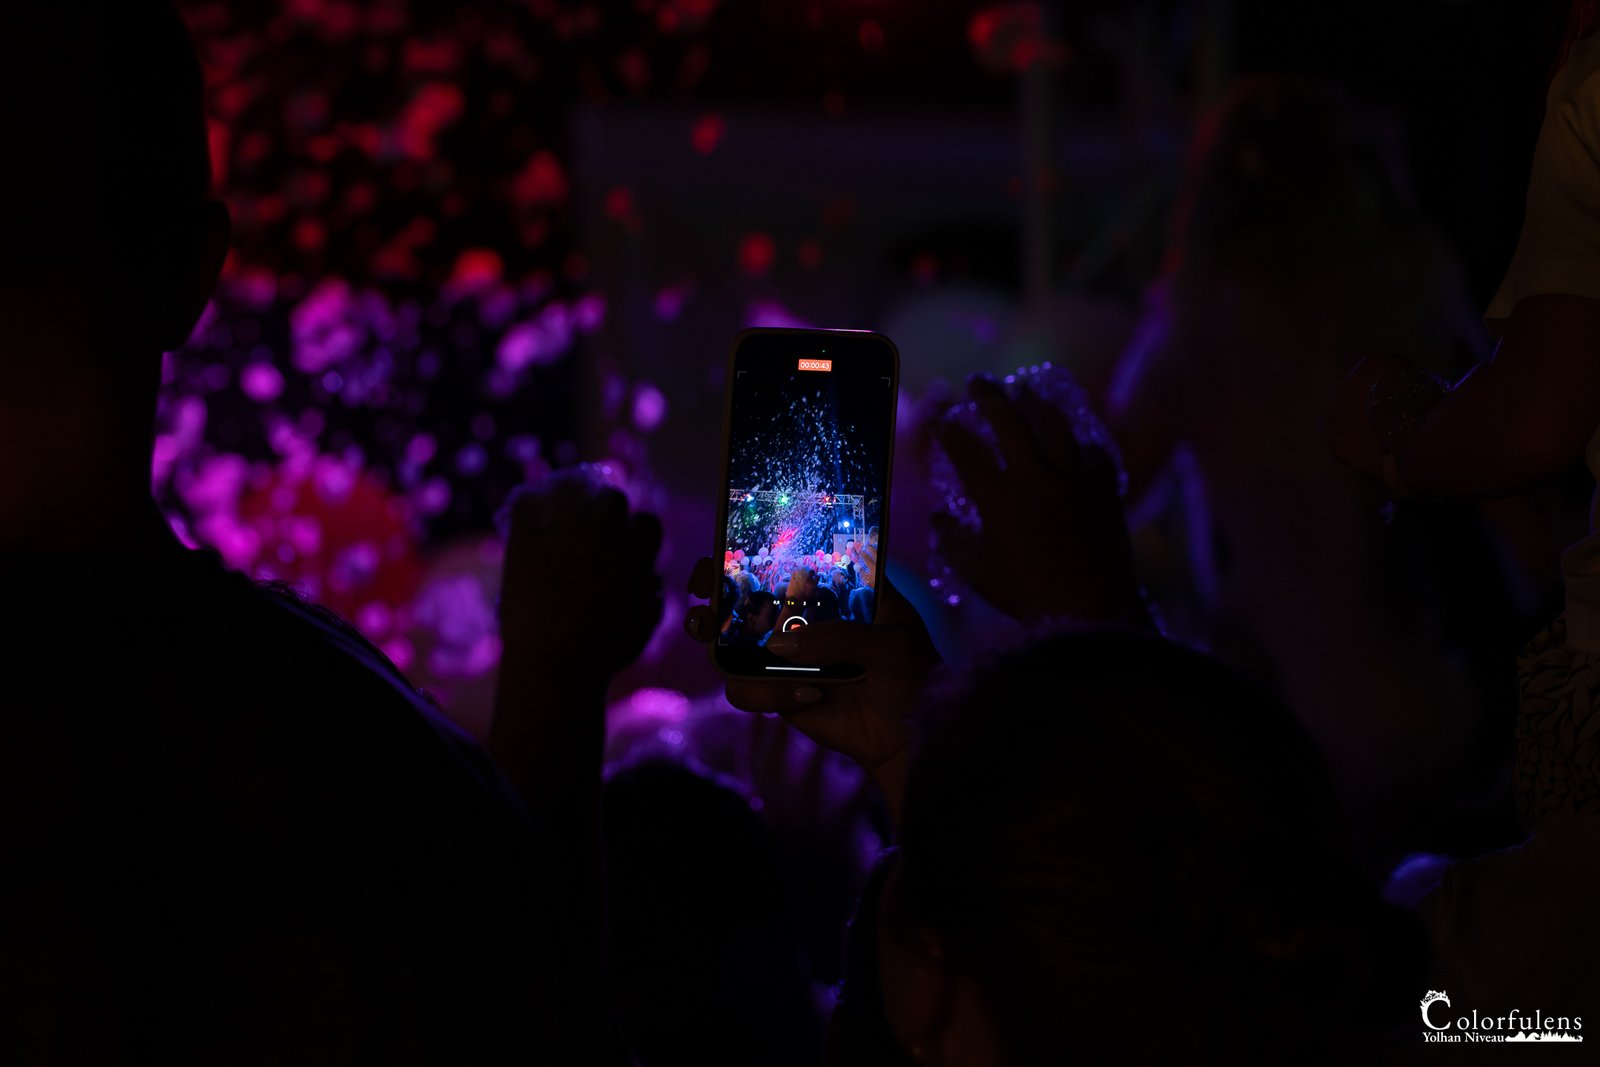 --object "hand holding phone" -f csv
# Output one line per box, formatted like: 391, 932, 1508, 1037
685, 327, 933, 823
684, 556, 940, 827
710, 328, 900, 681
